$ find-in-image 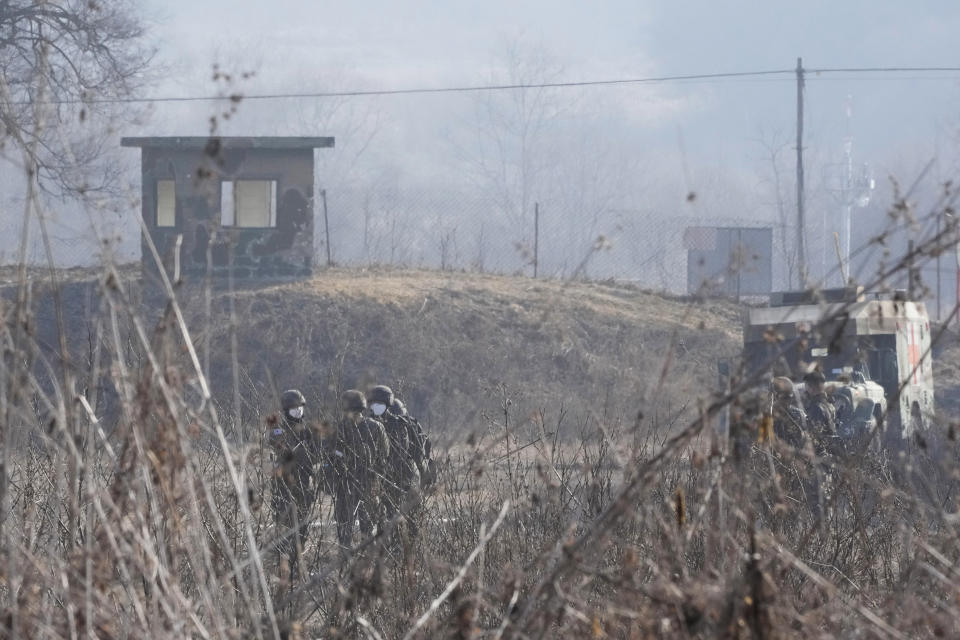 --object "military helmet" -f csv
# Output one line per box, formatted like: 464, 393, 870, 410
390, 398, 407, 416
368, 385, 394, 406
281, 389, 306, 410
772, 376, 794, 396
342, 389, 367, 412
